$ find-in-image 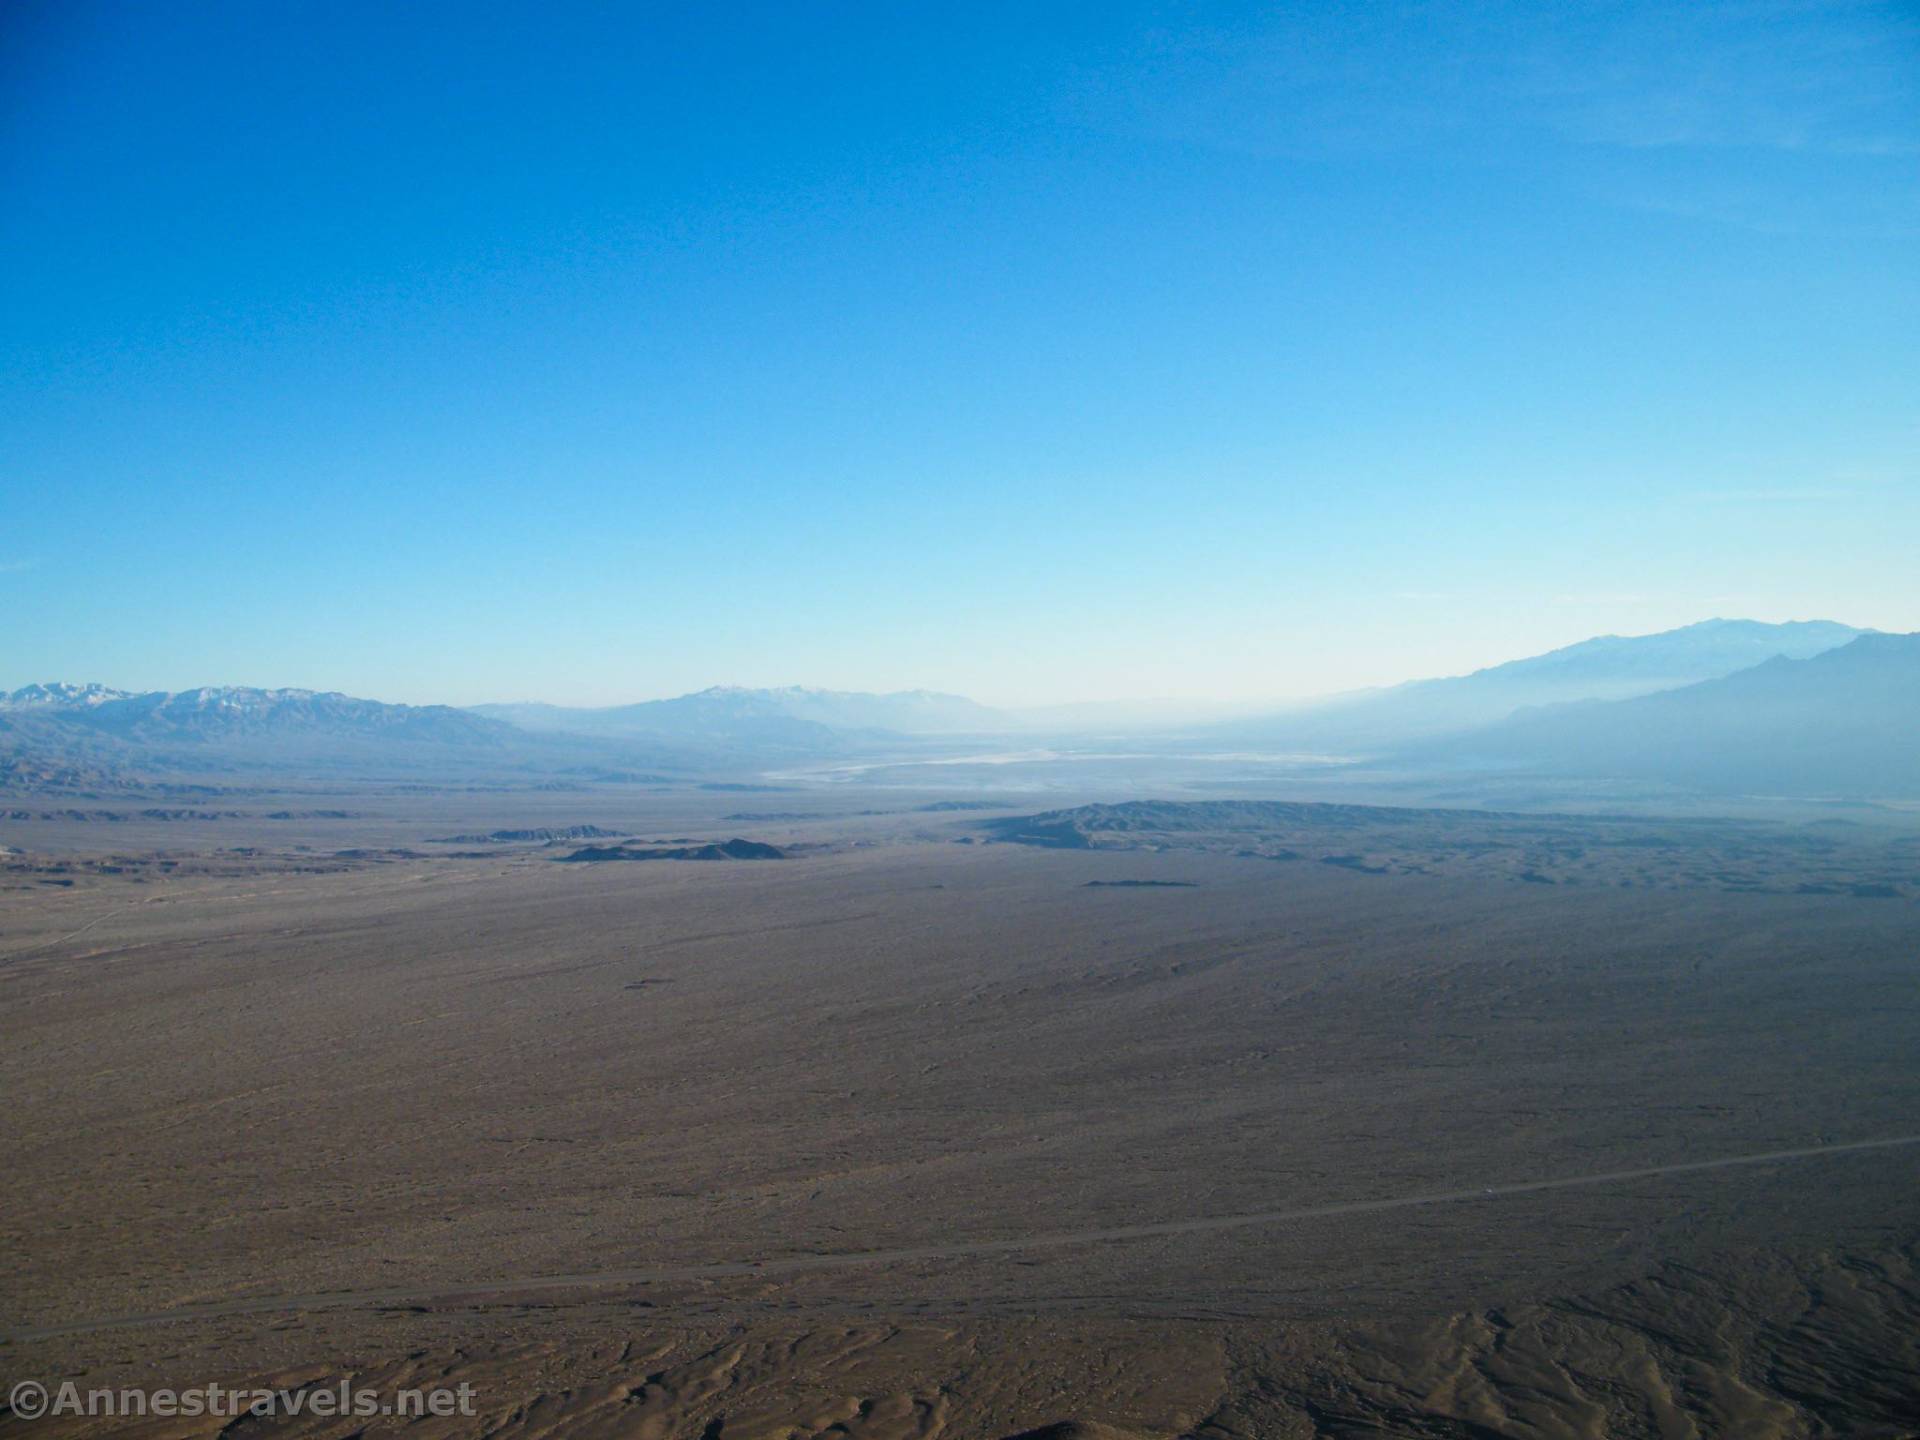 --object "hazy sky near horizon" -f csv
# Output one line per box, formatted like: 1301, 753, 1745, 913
4, 1, 1918, 707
